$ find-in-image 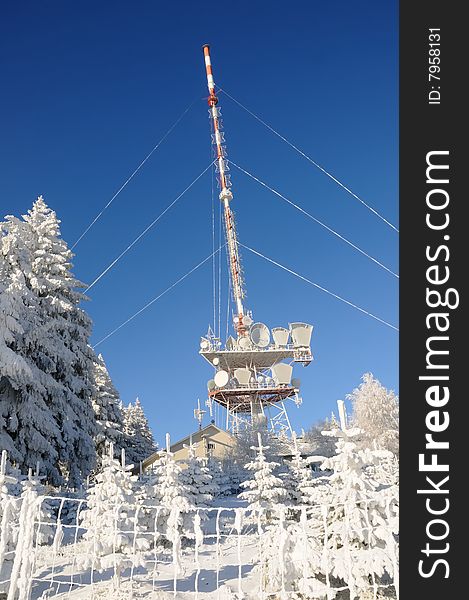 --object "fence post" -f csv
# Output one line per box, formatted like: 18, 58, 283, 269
7, 491, 36, 600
